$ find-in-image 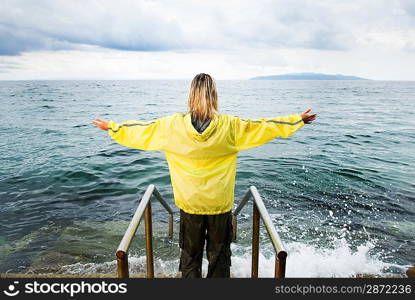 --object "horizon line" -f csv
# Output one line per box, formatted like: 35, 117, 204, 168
0, 78, 414, 81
